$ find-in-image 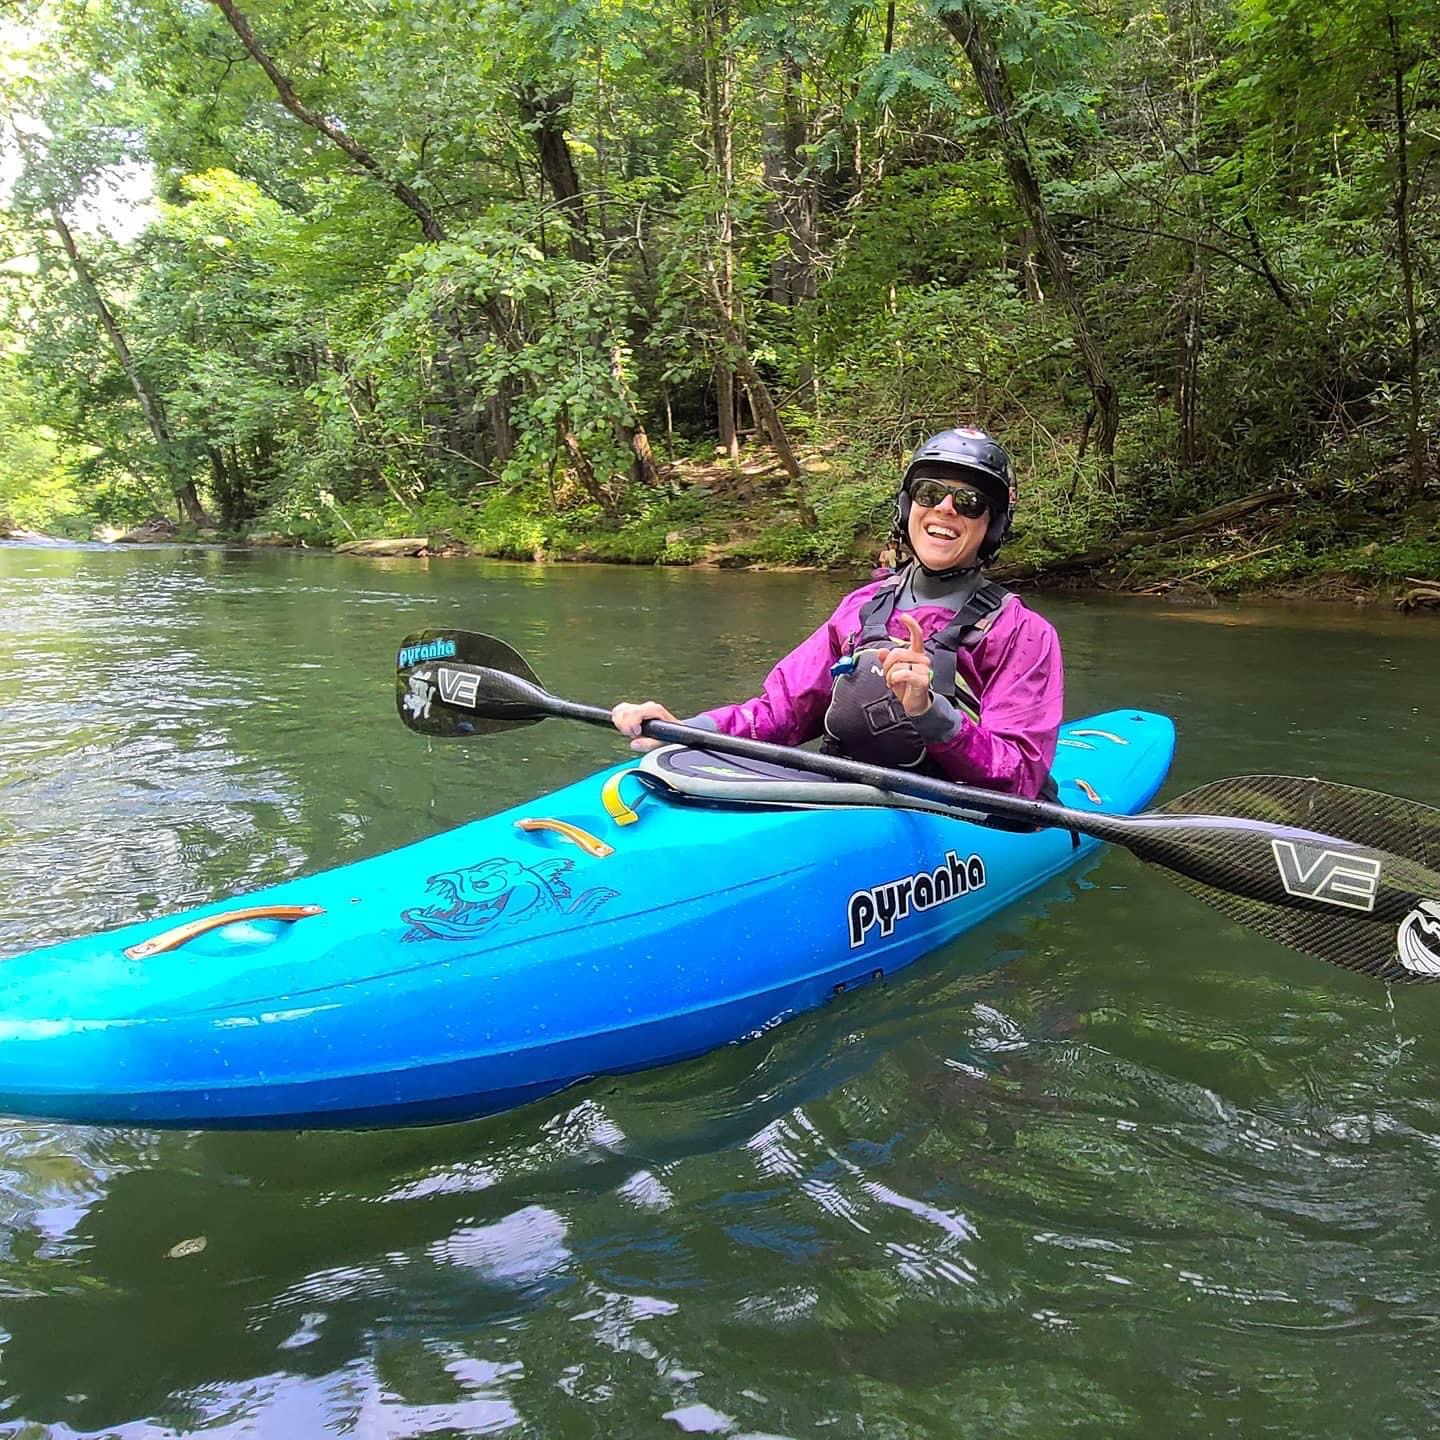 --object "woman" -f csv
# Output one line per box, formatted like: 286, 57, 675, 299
611, 427, 1062, 799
